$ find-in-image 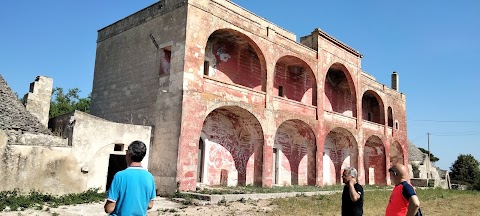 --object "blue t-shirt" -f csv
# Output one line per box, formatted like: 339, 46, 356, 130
107, 167, 156, 216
